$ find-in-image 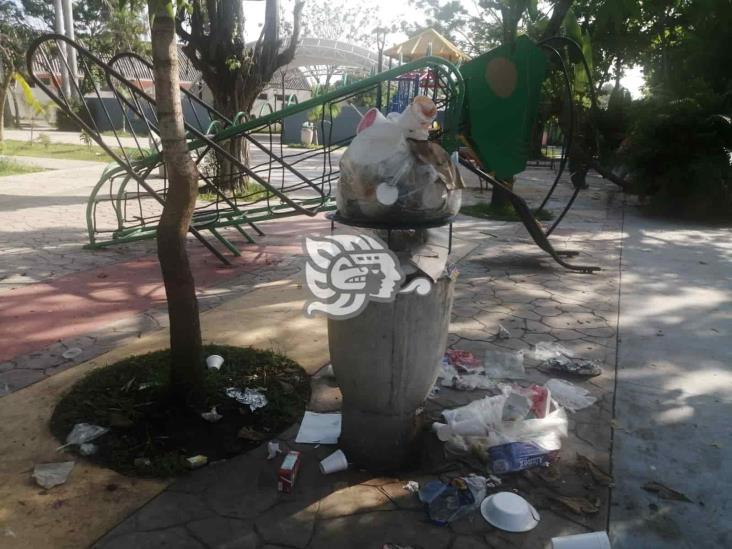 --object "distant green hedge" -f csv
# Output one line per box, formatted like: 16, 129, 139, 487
623, 93, 731, 219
